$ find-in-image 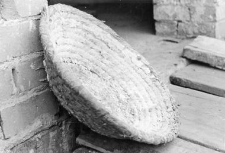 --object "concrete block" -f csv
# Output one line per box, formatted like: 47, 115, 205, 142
154, 5, 190, 21
0, 19, 43, 63
15, 55, 47, 92
155, 21, 177, 36
177, 22, 215, 38
0, 68, 14, 101
0, 90, 59, 139
14, 0, 47, 17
